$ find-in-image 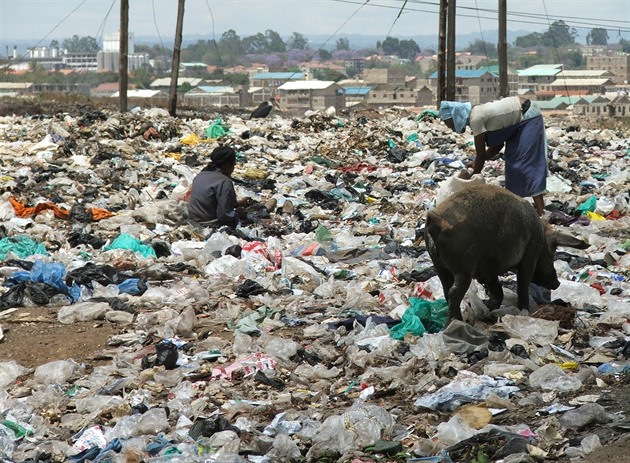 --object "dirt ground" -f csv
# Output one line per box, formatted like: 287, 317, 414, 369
0, 306, 118, 369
